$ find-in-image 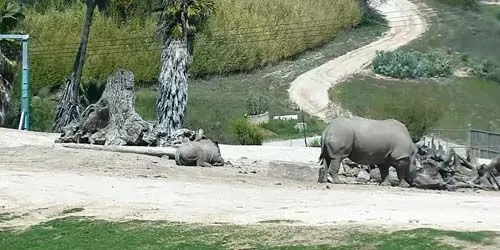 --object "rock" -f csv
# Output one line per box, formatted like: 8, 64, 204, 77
356, 170, 371, 183
370, 168, 382, 182
369, 167, 399, 185
413, 174, 446, 190
267, 161, 321, 182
